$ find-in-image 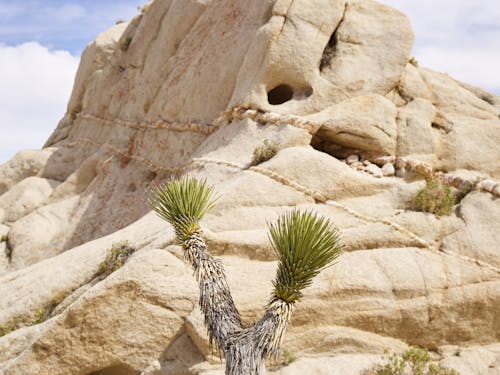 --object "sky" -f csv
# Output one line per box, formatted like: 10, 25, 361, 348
0, 0, 499, 164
